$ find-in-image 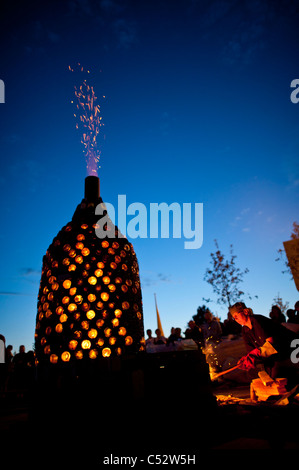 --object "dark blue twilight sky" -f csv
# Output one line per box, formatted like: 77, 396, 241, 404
0, 0, 298, 351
